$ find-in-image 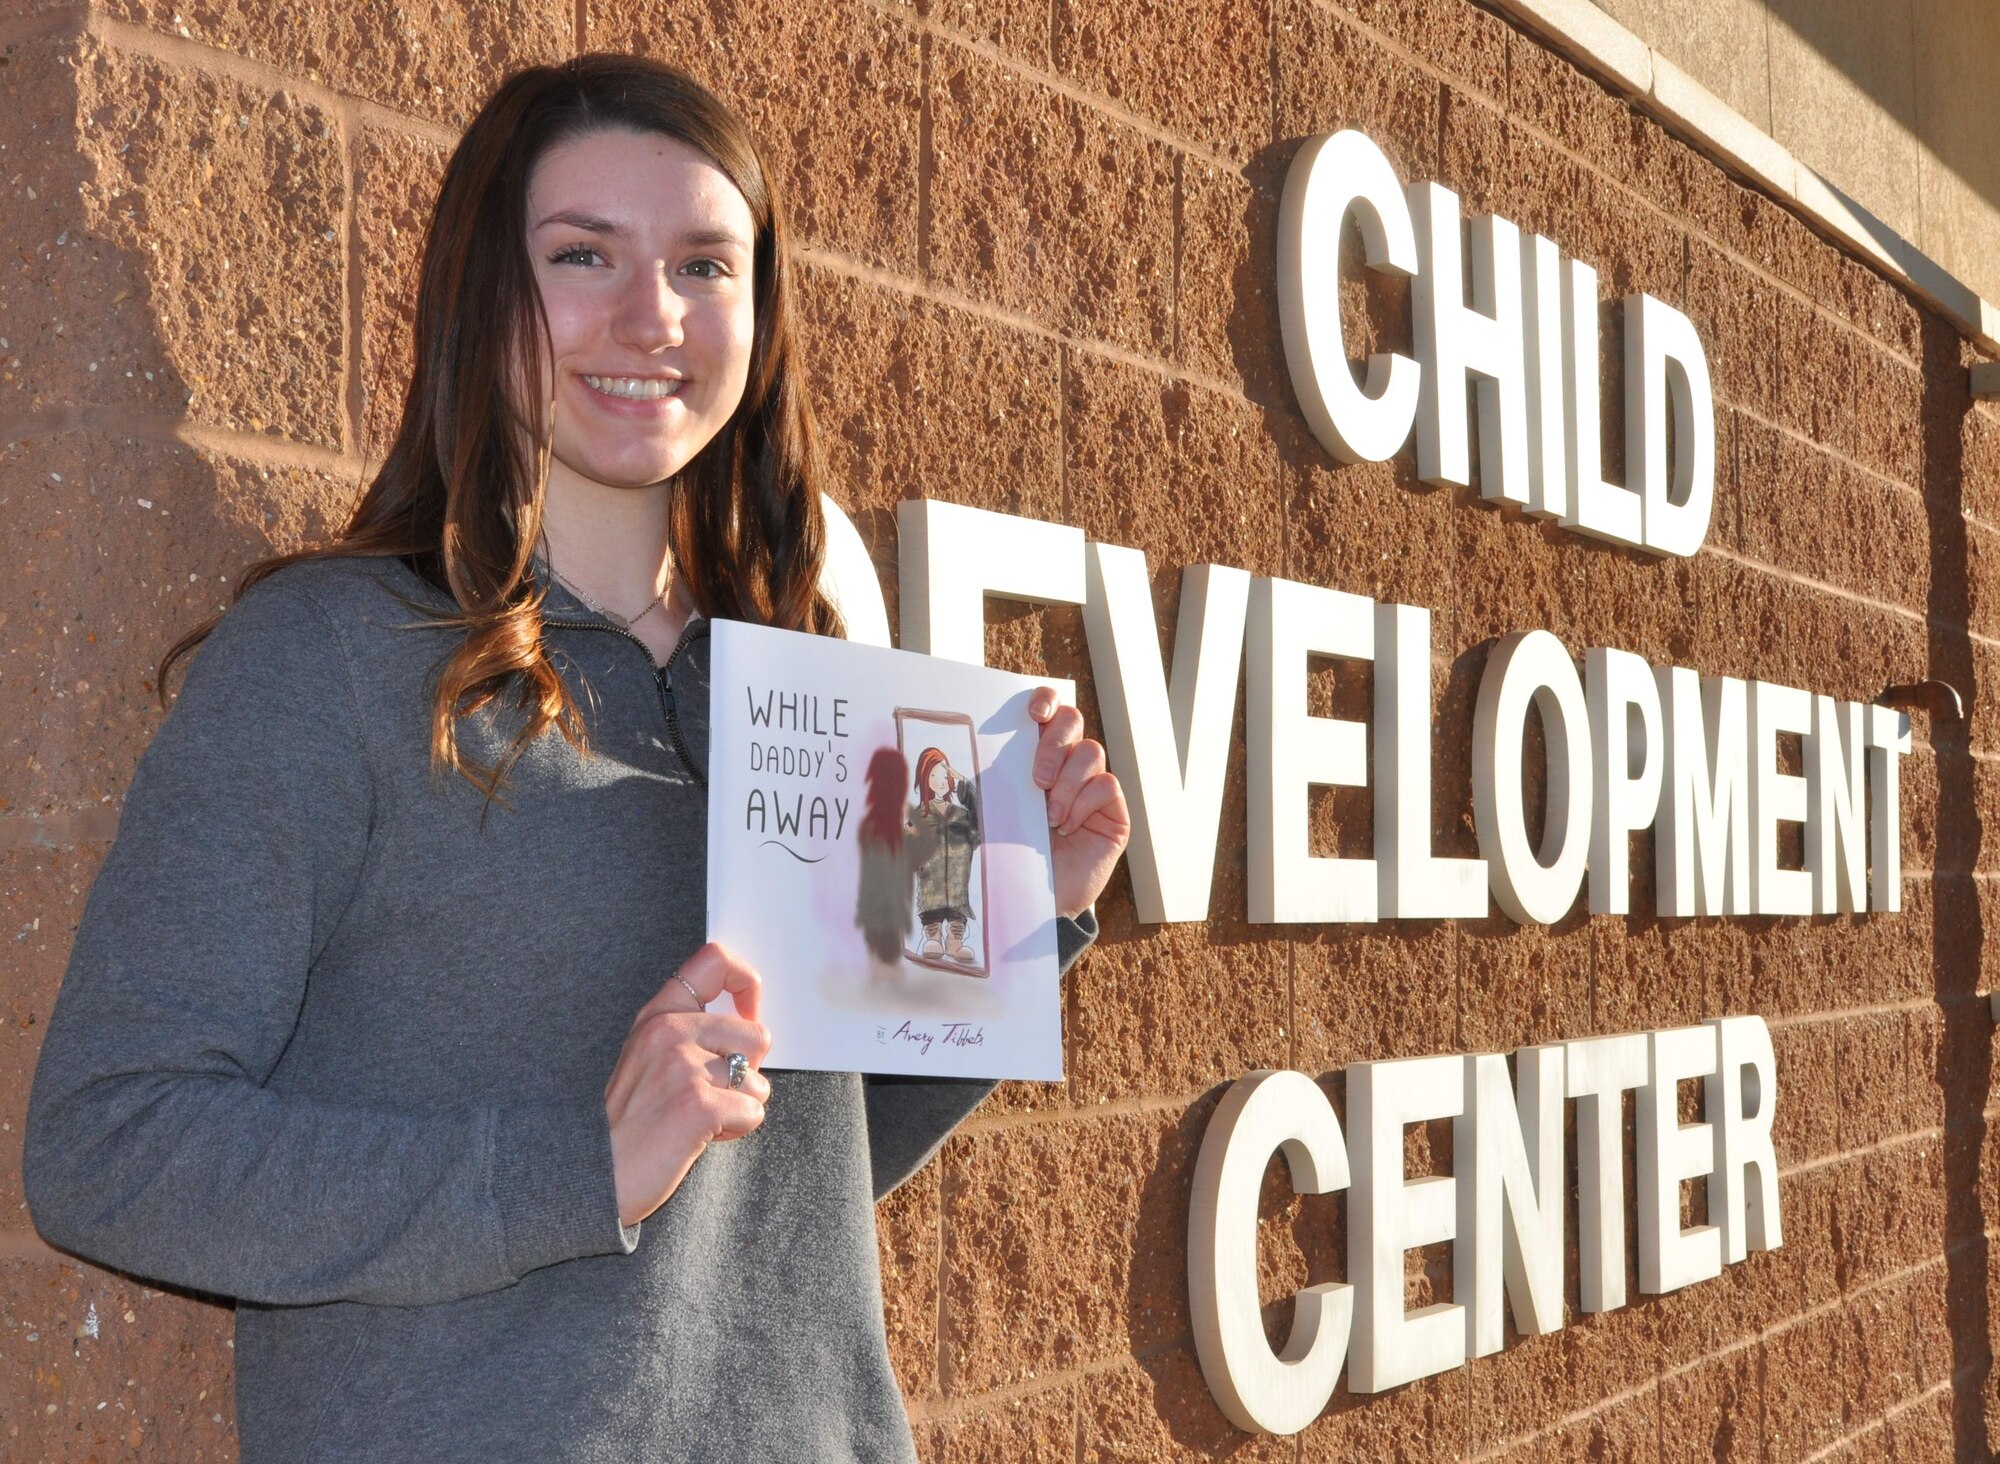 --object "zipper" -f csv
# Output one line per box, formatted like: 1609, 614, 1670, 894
540, 613, 710, 789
